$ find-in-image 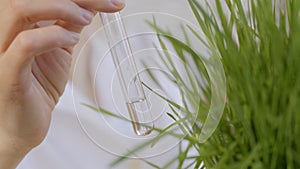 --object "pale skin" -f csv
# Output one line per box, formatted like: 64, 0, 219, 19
0, 0, 125, 168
